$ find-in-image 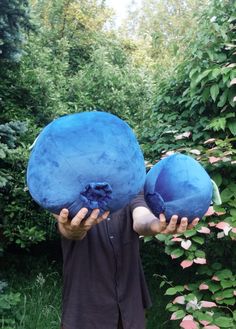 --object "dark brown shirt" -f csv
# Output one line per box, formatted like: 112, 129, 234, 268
61, 193, 152, 329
